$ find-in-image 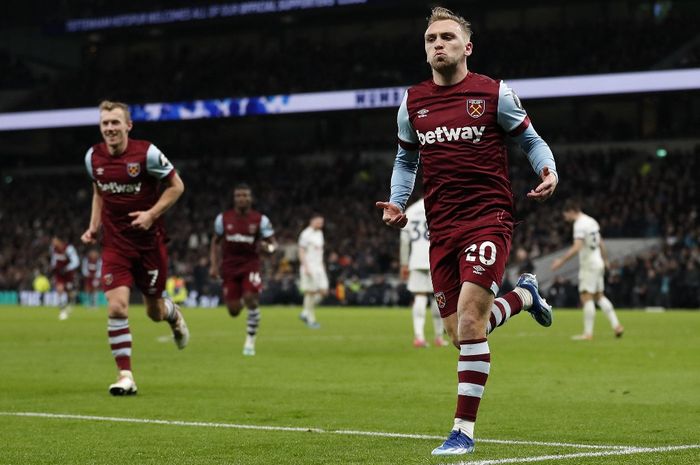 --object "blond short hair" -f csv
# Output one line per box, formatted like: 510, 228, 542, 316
427, 7, 472, 40
99, 100, 132, 122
